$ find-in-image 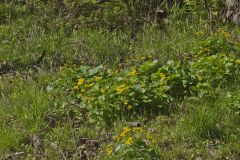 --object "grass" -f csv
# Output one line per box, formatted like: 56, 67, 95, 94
0, 8, 200, 67
1, 2, 240, 159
